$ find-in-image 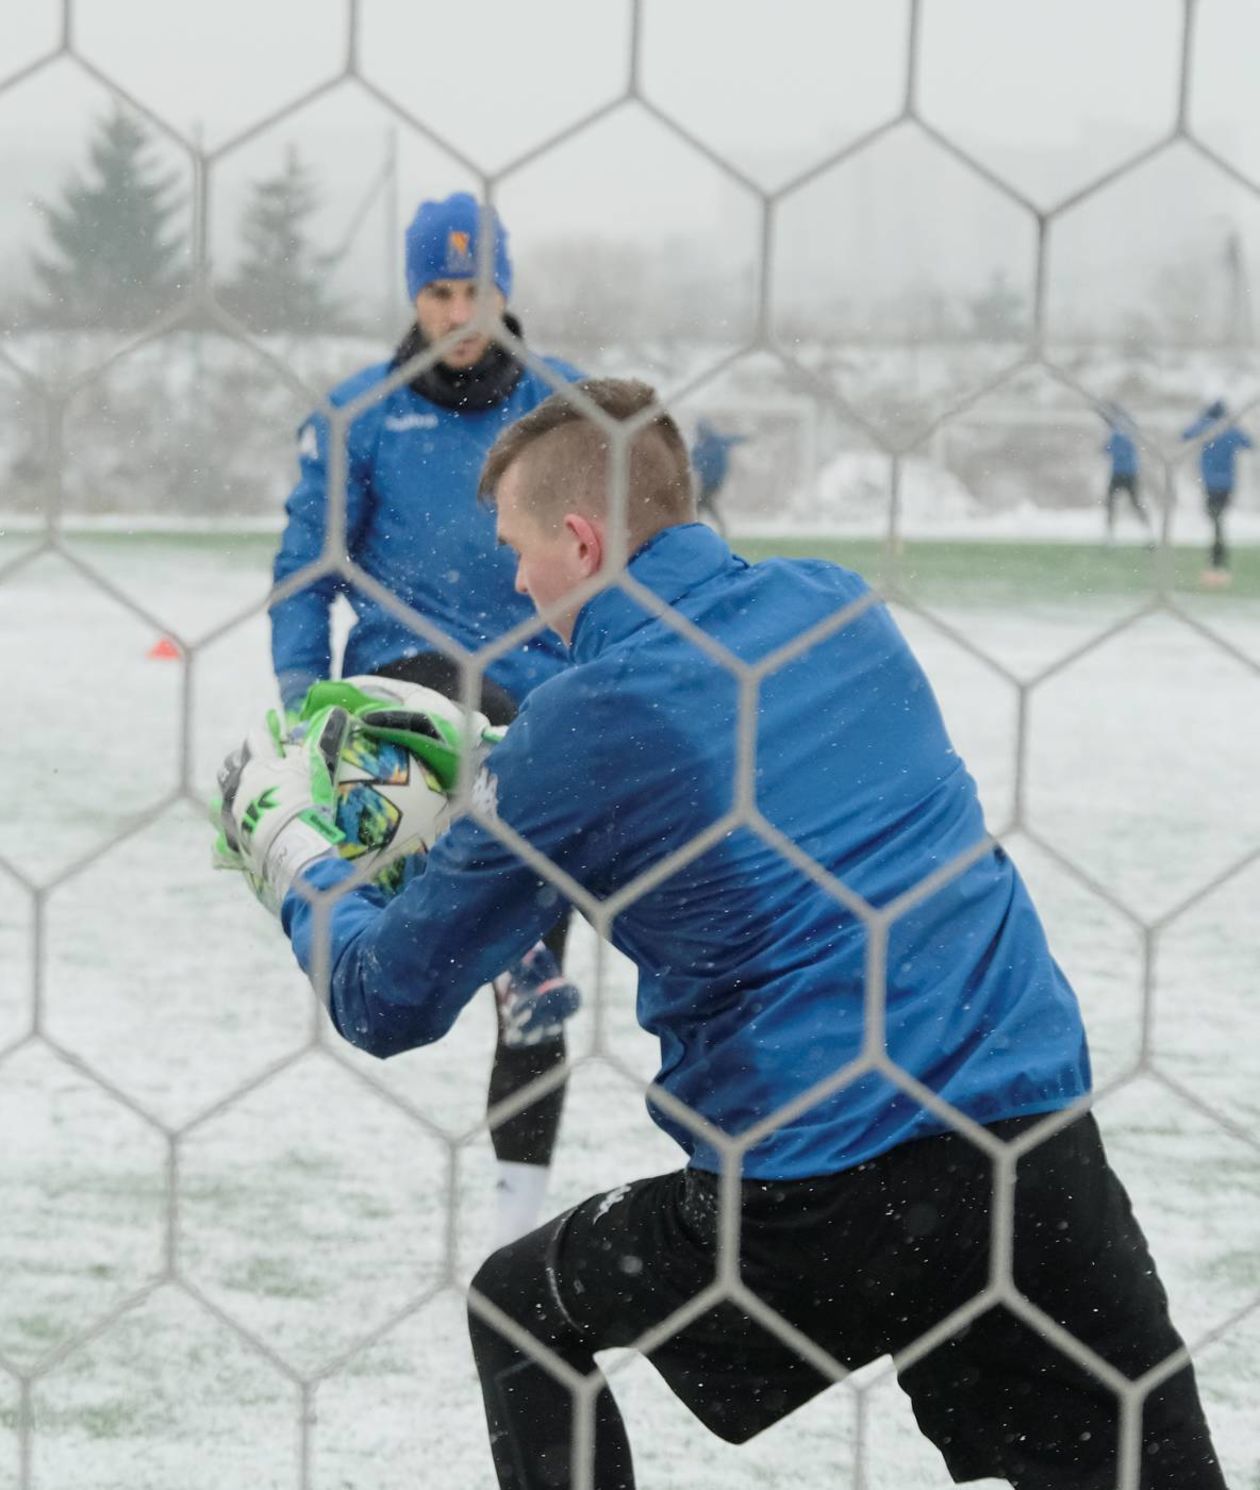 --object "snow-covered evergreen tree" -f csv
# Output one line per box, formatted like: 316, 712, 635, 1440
29, 104, 185, 329
219, 146, 344, 333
